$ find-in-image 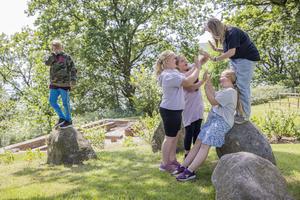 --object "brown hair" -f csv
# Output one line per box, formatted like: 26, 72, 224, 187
175, 54, 185, 66
155, 50, 176, 76
206, 18, 227, 47
222, 69, 244, 114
